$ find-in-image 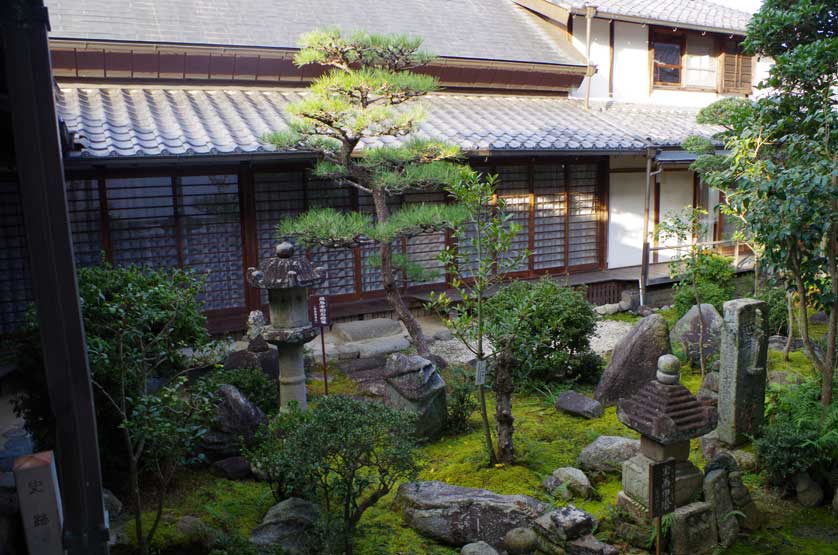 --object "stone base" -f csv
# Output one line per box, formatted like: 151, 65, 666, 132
622, 454, 703, 507
640, 436, 690, 462
615, 491, 649, 524
671, 502, 718, 555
